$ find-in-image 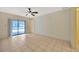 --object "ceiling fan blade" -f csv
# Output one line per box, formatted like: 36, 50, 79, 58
32, 12, 38, 14
31, 13, 35, 16
26, 14, 28, 16
28, 8, 31, 13
28, 8, 31, 11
